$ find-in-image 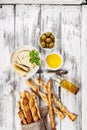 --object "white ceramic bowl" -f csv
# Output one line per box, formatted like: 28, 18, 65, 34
38, 32, 56, 51
10, 45, 41, 79
45, 52, 63, 70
